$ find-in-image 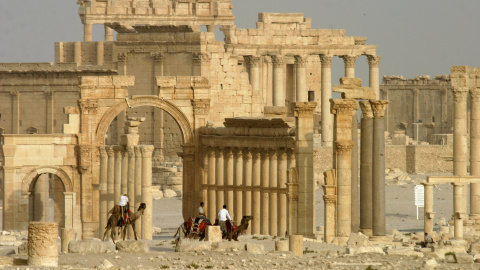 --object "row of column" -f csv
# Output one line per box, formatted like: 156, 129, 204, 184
98, 145, 154, 240
83, 24, 114, 42
203, 146, 295, 237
